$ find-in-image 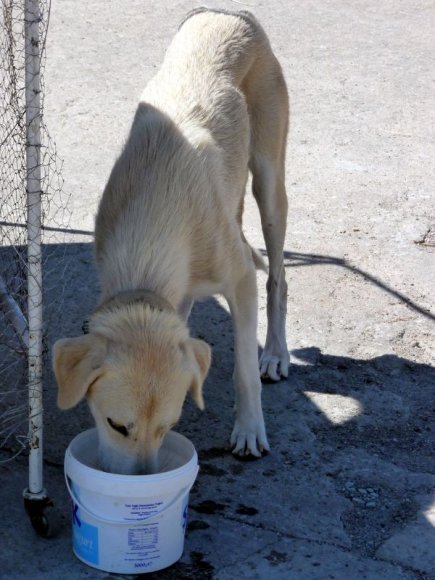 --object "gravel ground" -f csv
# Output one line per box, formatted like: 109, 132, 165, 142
0, 0, 434, 578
